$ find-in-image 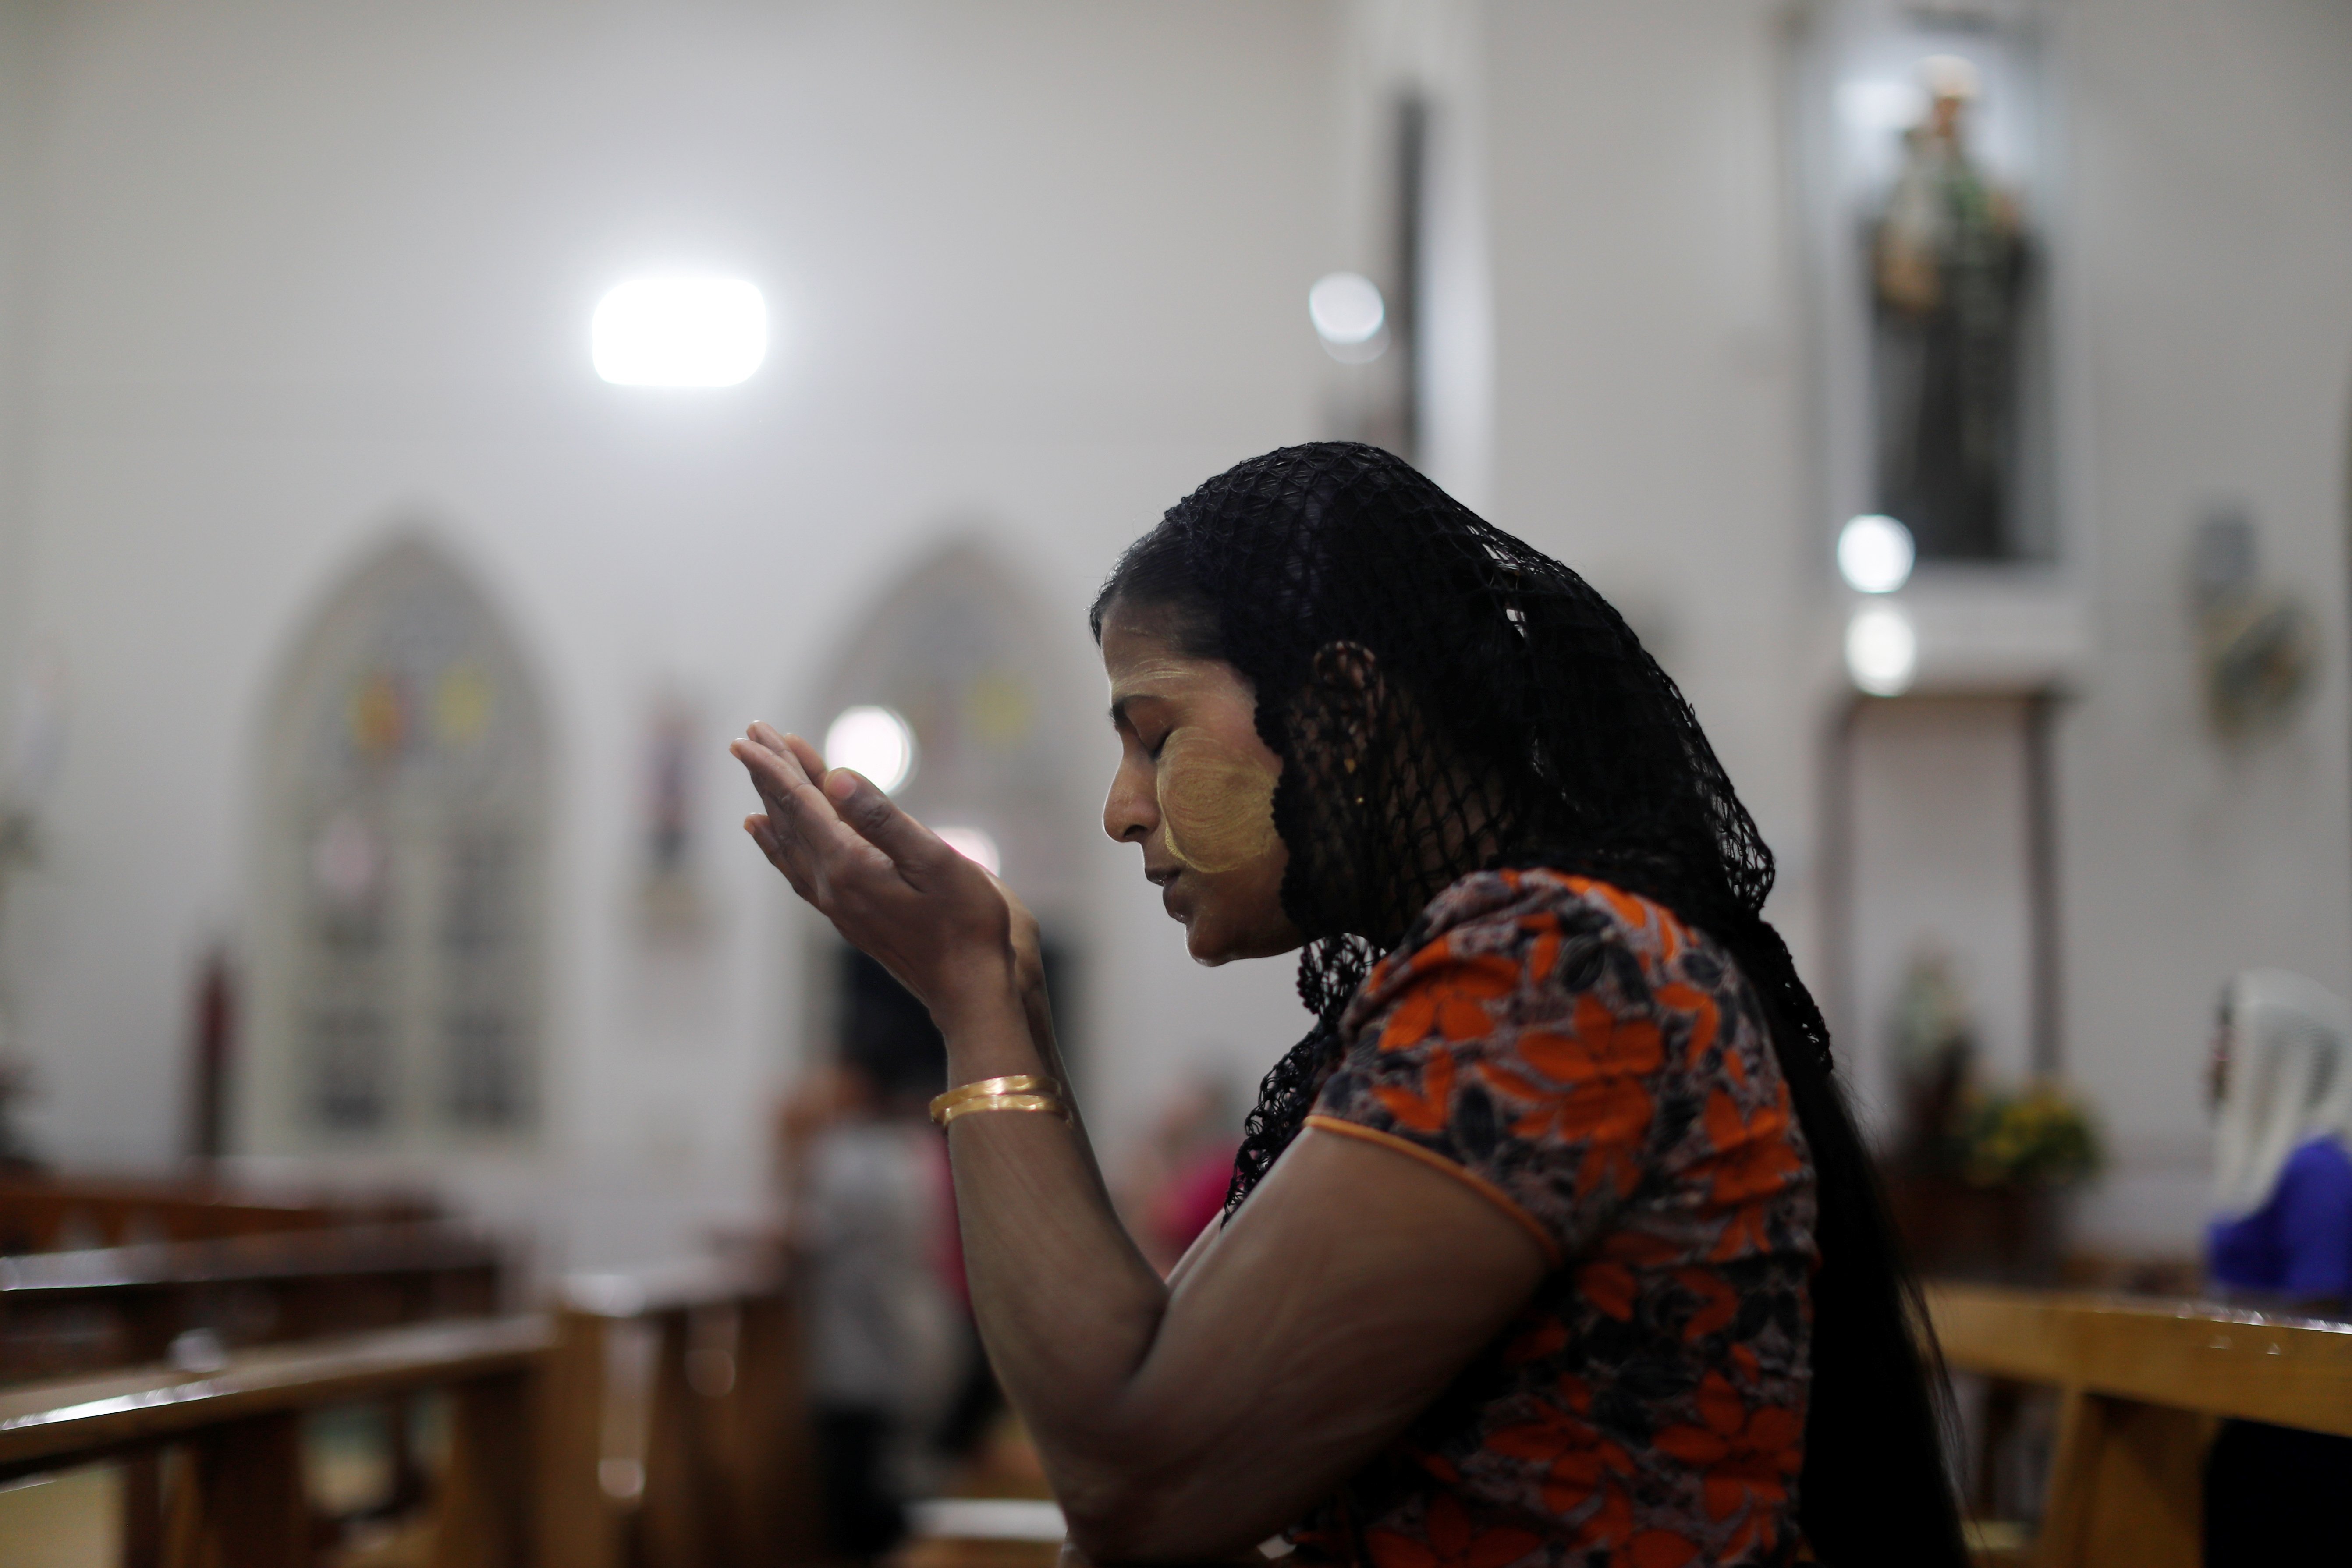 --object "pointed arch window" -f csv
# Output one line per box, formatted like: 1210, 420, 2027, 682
249, 536, 550, 1148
